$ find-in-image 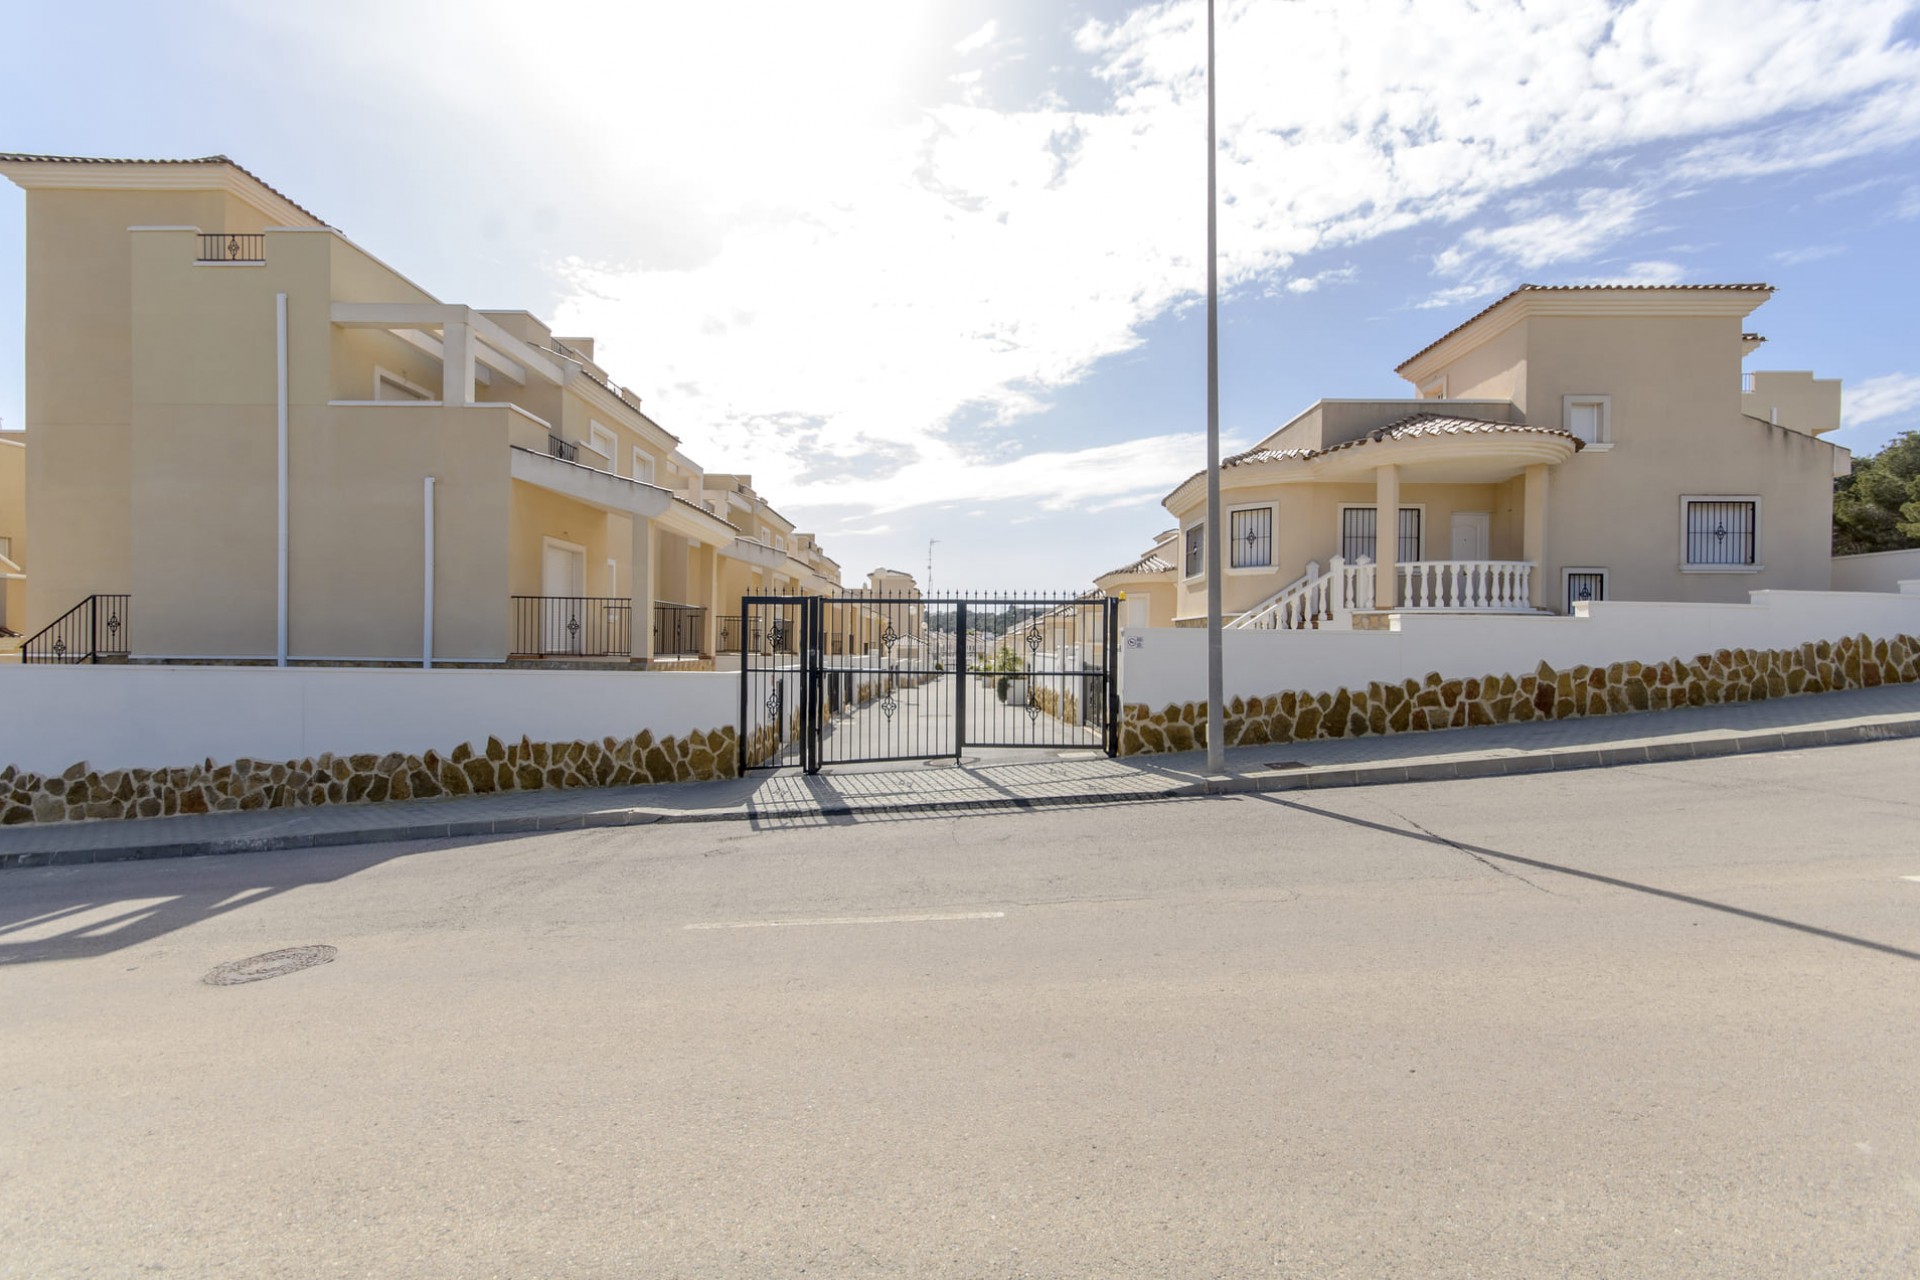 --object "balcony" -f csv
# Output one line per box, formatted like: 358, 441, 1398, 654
653, 602, 707, 657
510, 596, 630, 658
